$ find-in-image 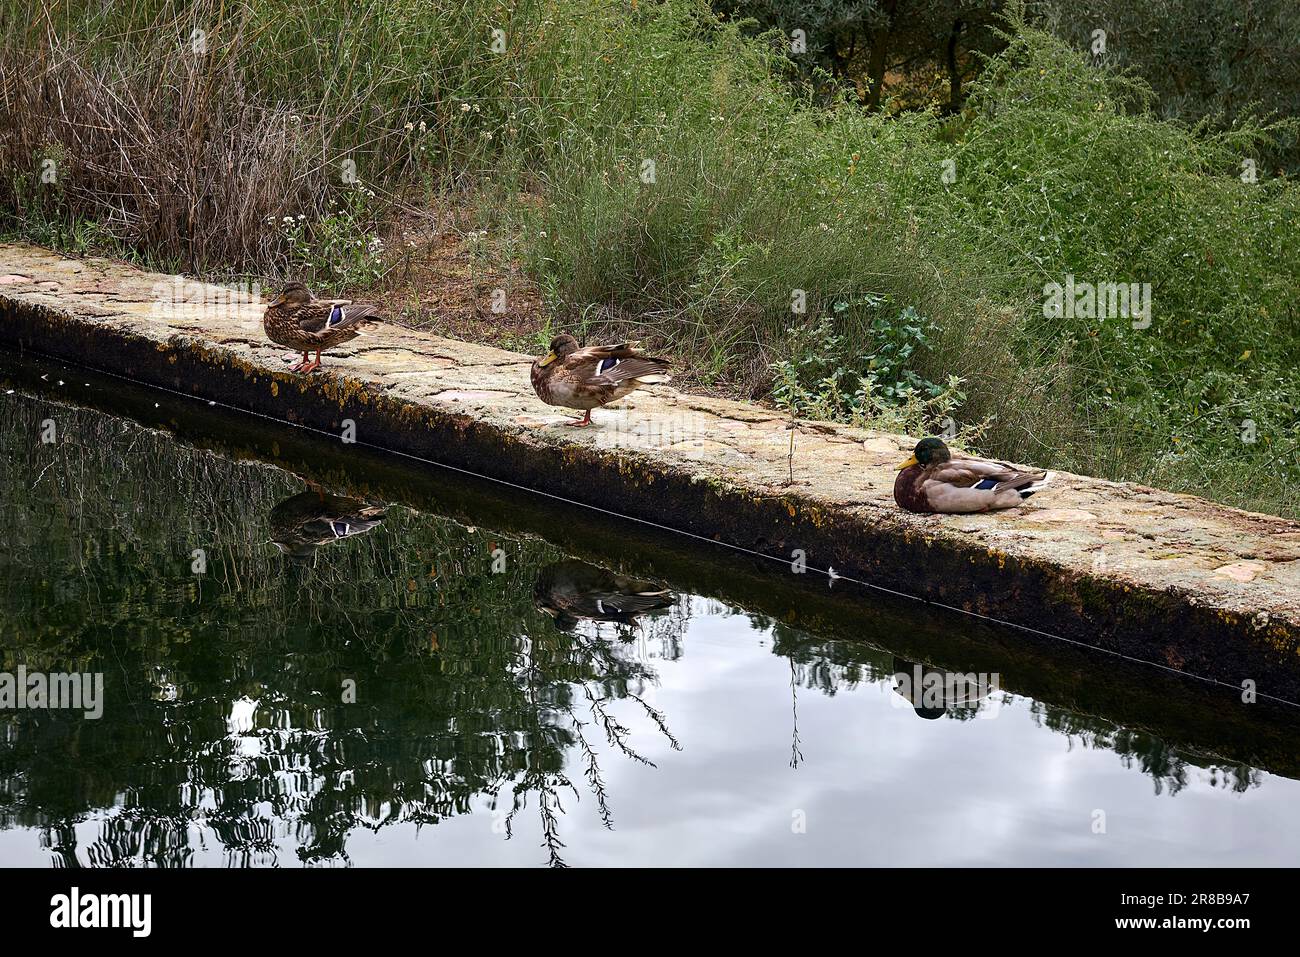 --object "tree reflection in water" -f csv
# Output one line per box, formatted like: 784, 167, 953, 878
0, 393, 1270, 867
0, 398, 698, 866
